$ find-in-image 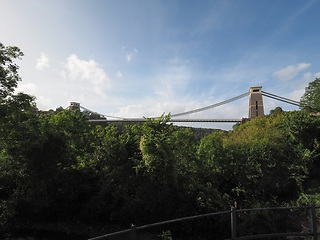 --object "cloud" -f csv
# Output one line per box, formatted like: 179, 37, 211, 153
155, 58, 191, 98
36, 53, 49, 70
288, 71, 320, 101
116, 71, 123, 78
62, 54, 111, 98
16, 82, 38, 95
114, 101, 188, 119
126, 48, 138, 62
273, 63, 311, 81
36, 96, 55, 110
301, 72, 314, 83
116, 104, 147, 118
289, 89, 304, 102
16, 83, 55, 110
